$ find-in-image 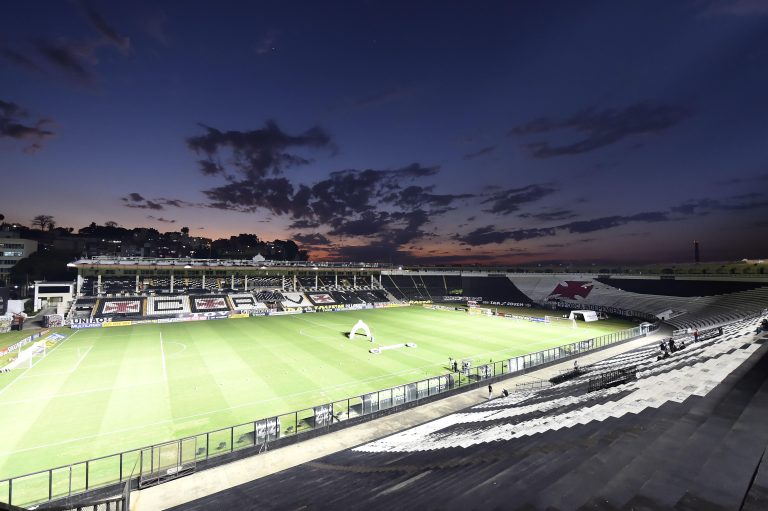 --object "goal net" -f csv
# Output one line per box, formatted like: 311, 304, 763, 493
28, 341, 47, 368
